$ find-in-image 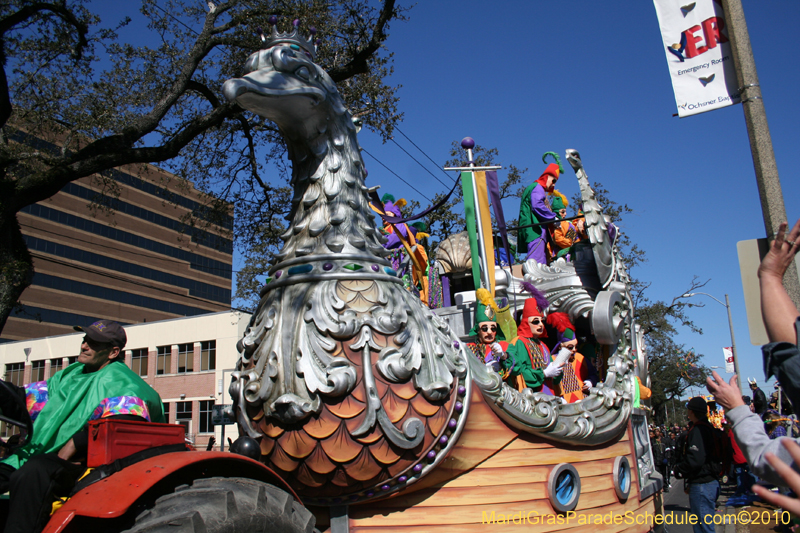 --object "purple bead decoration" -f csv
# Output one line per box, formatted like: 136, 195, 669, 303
309, 26, 317, 35
366, 491, 374, 497
268, 15, 277, 25
371, 264, 379, 272
350, 494, 359, 501
256, 26, 263, 35
322, 262, 333, 271
381, 484, 391, 491
274, 271, 282, 279
398, 475, 408, 483
293, 19, 300, 27
455, 401, 463, 412
413, 464, 423, 473
461, 137, 475, 149
439, 435, 449, 446
448, 418, 457, 429
305, 52, 311, 58
315, 39, 321, 46
364, 168, 368, 177
453, 341, 460, 349
426, 450, 436, 461
457, 385, 466, 396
